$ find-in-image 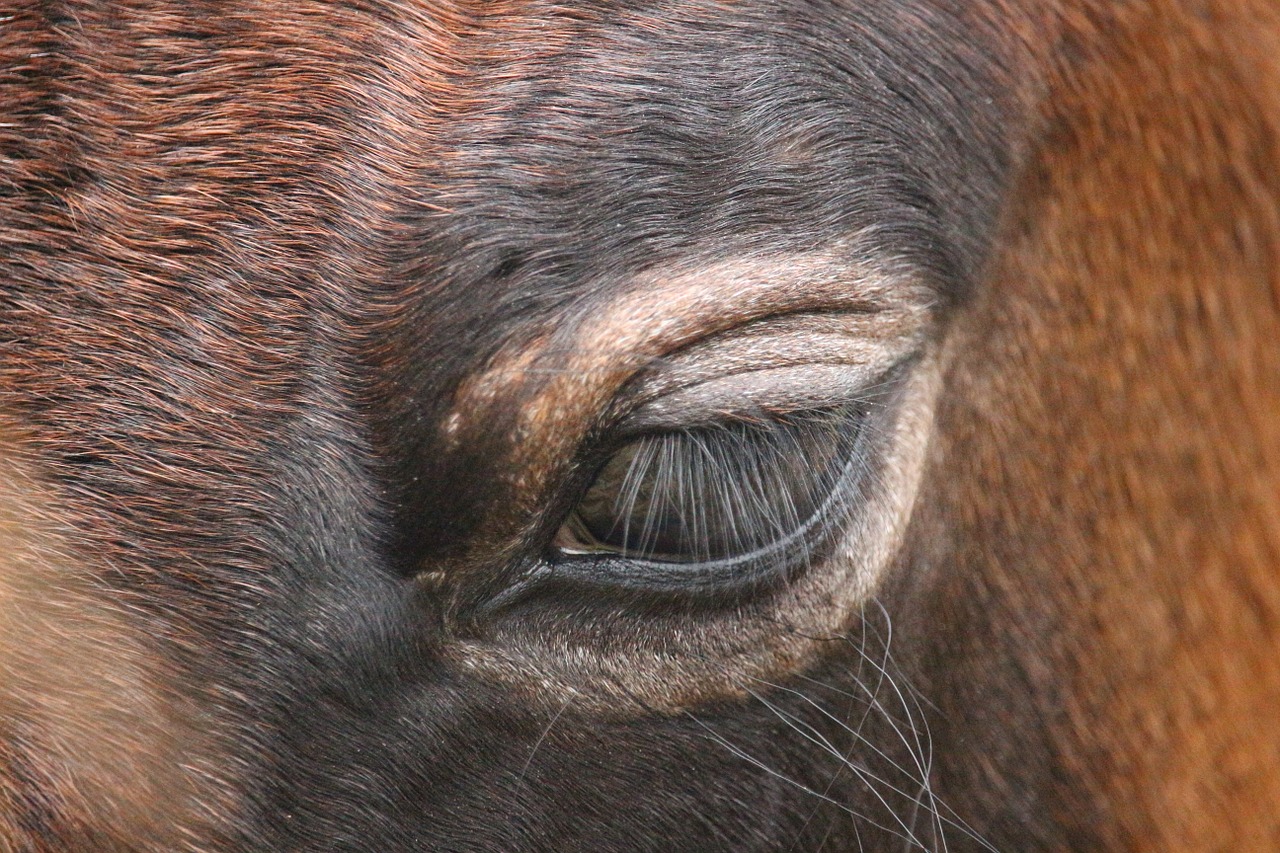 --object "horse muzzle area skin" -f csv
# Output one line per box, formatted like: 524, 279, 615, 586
2, 2, 1279, 852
